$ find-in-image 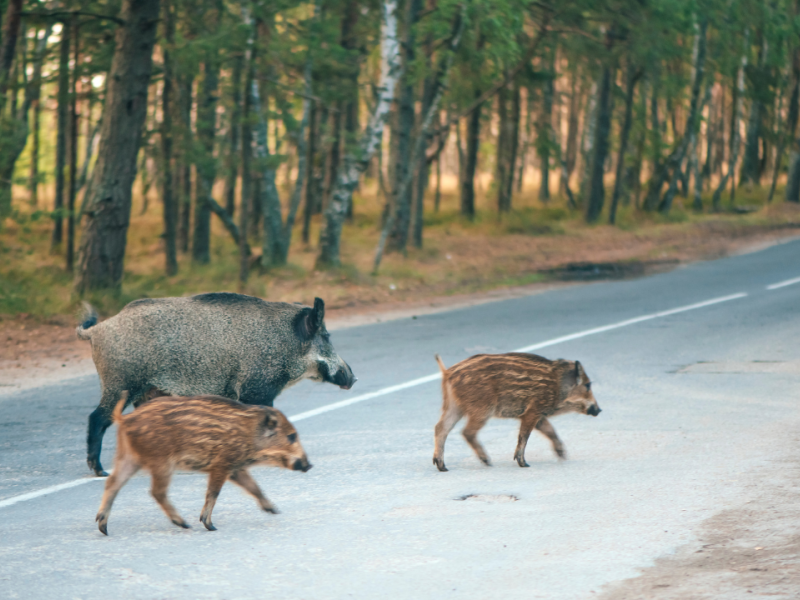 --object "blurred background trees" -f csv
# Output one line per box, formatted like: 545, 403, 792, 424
0, 0, 797, 295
